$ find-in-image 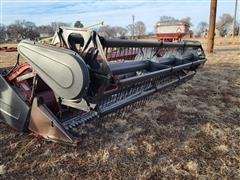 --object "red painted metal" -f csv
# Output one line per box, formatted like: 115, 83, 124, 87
6, 62, 31, 81
156, 32, 193, 42
0, 46, 17, 52
156, 33, 184, 42
106, 48, 138, 61
5, 47, 17, 52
